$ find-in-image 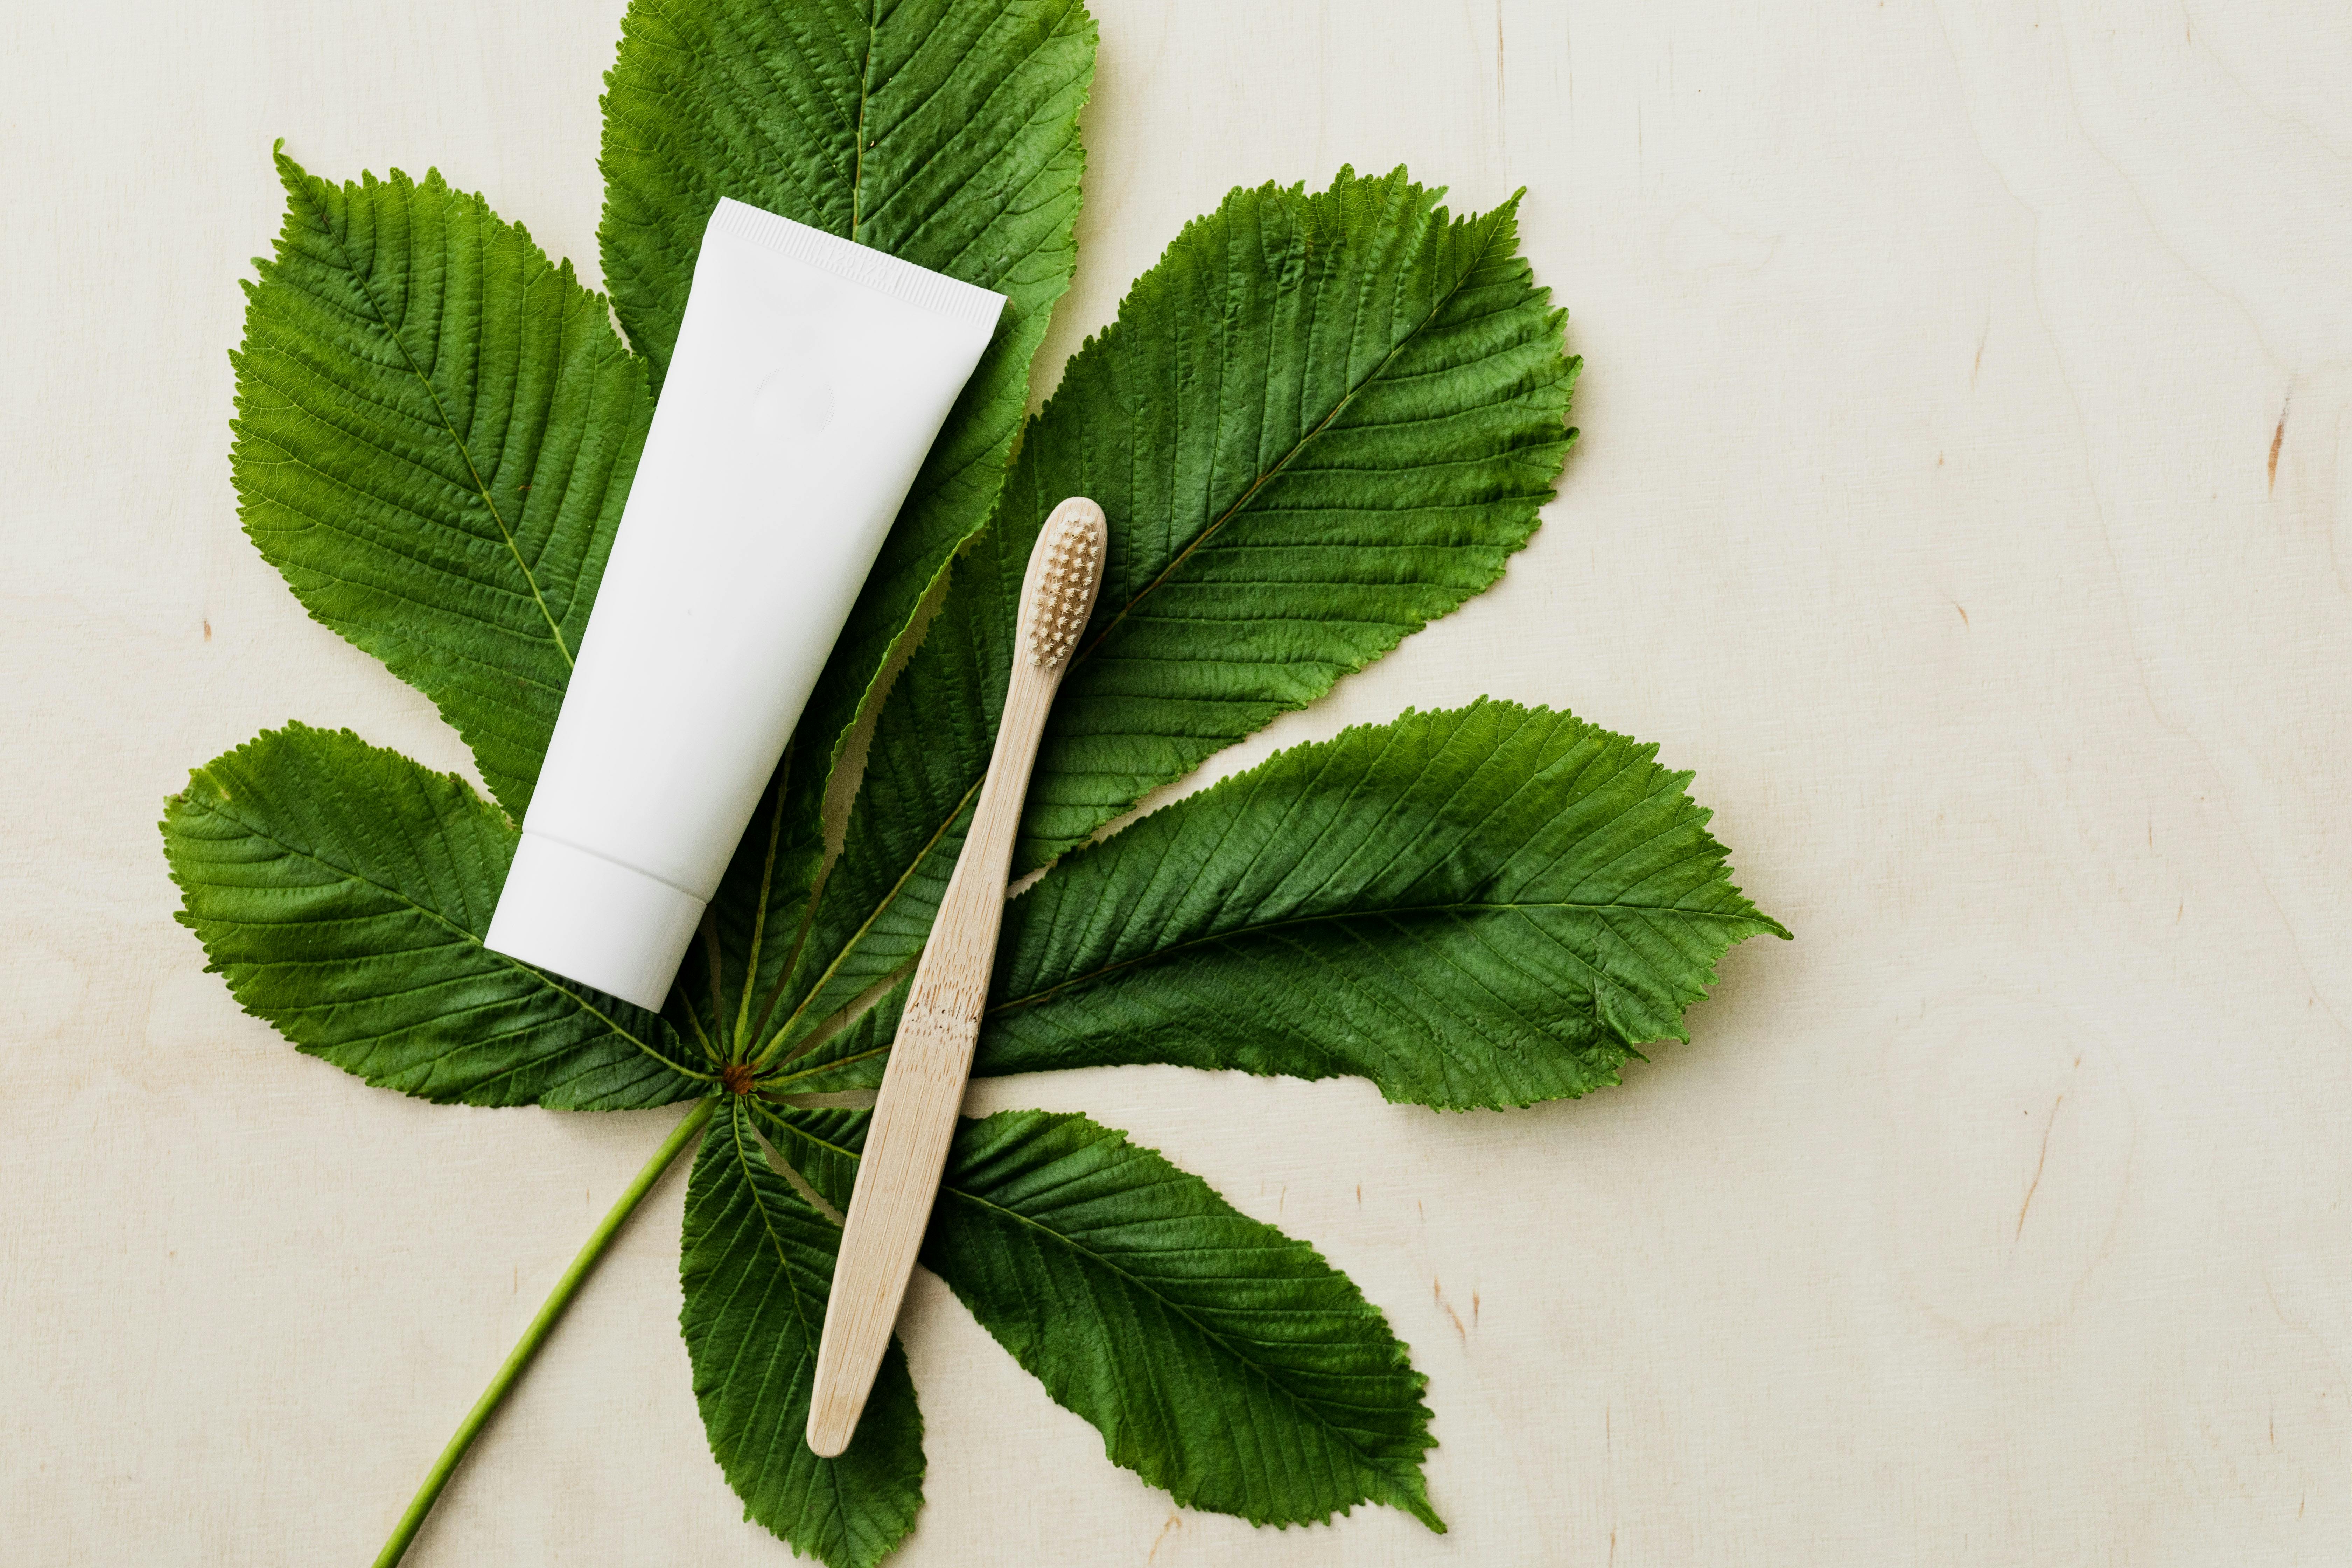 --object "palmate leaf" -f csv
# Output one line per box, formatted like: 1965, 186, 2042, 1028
161, 724, 704, 1109
231, 151, 652, 819
760, 1104, 1440, 1529
755, 167, 1580, 1057
682, 1098, 924, 1568
172, 33, 1787, 1551
602, 0, 1099, 1060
